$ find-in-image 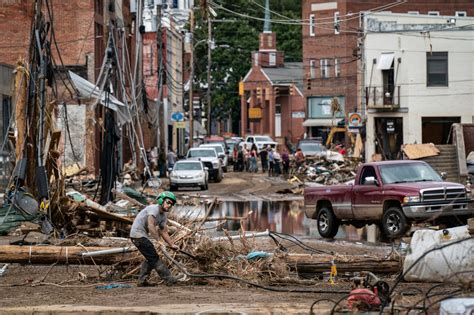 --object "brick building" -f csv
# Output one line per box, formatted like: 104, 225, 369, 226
302, 0, 474, 140
240, 0, 305, 145
0, 1, 144, 175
